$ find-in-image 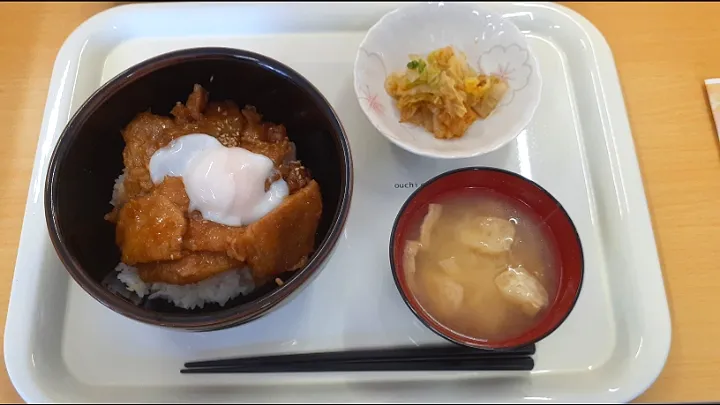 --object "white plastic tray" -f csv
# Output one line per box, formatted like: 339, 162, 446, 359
4, 2, 670, 403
